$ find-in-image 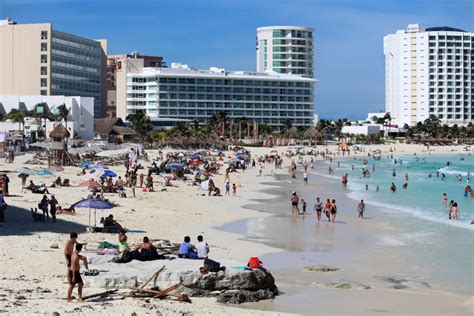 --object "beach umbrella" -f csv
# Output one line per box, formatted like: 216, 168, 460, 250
16, 167, 35, 175
101, 170, 117, 178
72, 198, 113, 232
188, 160, 202, 166
79, 161, 94, 168
47, 165, 64, 172
92, 163, 109, 170
37, 169, 53, 176
79, 179, 102, 189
